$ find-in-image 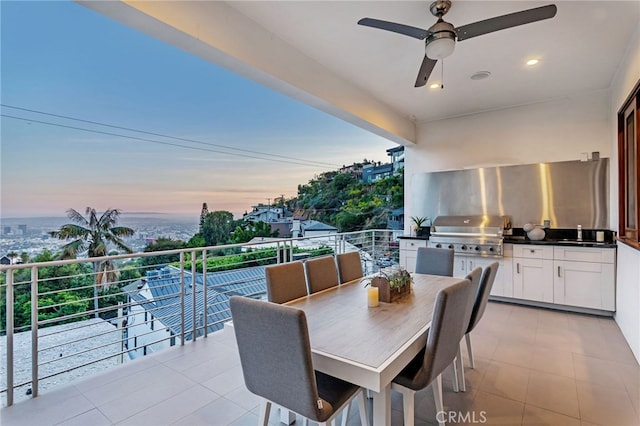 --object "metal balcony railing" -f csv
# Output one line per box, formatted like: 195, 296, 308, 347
0, 229, 401, 406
